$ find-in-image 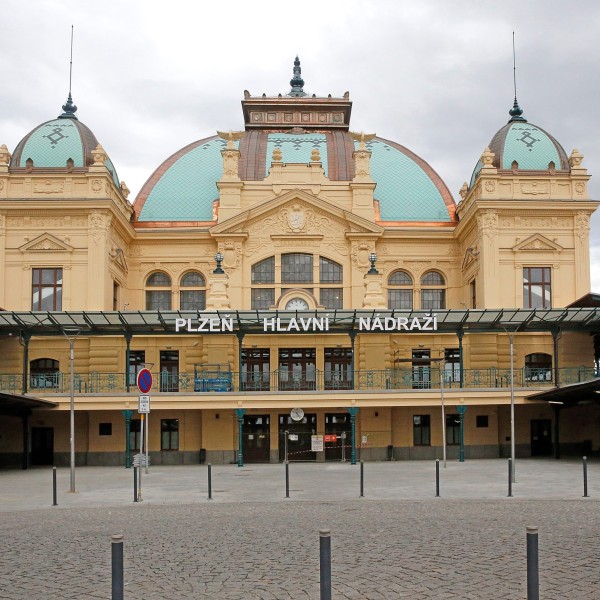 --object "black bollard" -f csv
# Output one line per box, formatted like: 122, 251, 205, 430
526, 526, 539, 600
111, 534, 124, 600
208, 463, 212, 500
583, 456, 589, 498
285, 461, 290, 498
435, 459, 440, 497
52, 466, 58, 506
319, 529, 332, 600
508, 458, 513, 497
133, 466, 138, 503
360, 460, 364, 497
